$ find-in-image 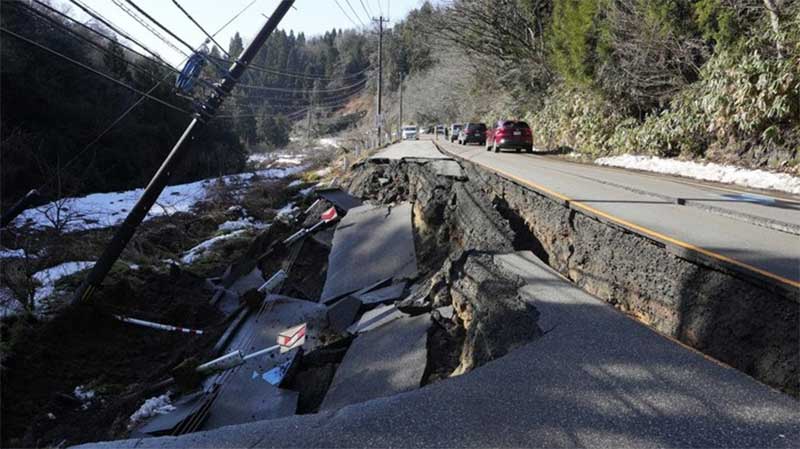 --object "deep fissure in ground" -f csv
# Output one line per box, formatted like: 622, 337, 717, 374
348, 156, 799, 397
